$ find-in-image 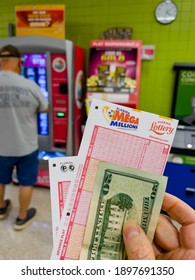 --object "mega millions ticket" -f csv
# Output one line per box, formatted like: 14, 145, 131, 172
50, 98, 178, 260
